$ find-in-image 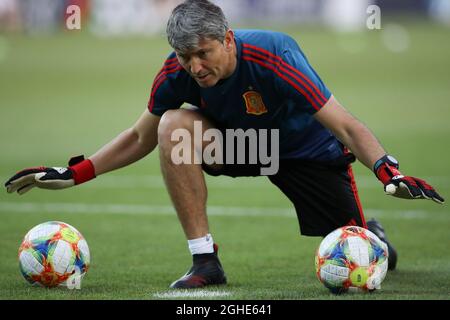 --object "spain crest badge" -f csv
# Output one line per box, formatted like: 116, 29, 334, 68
242, 91, 268, 115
